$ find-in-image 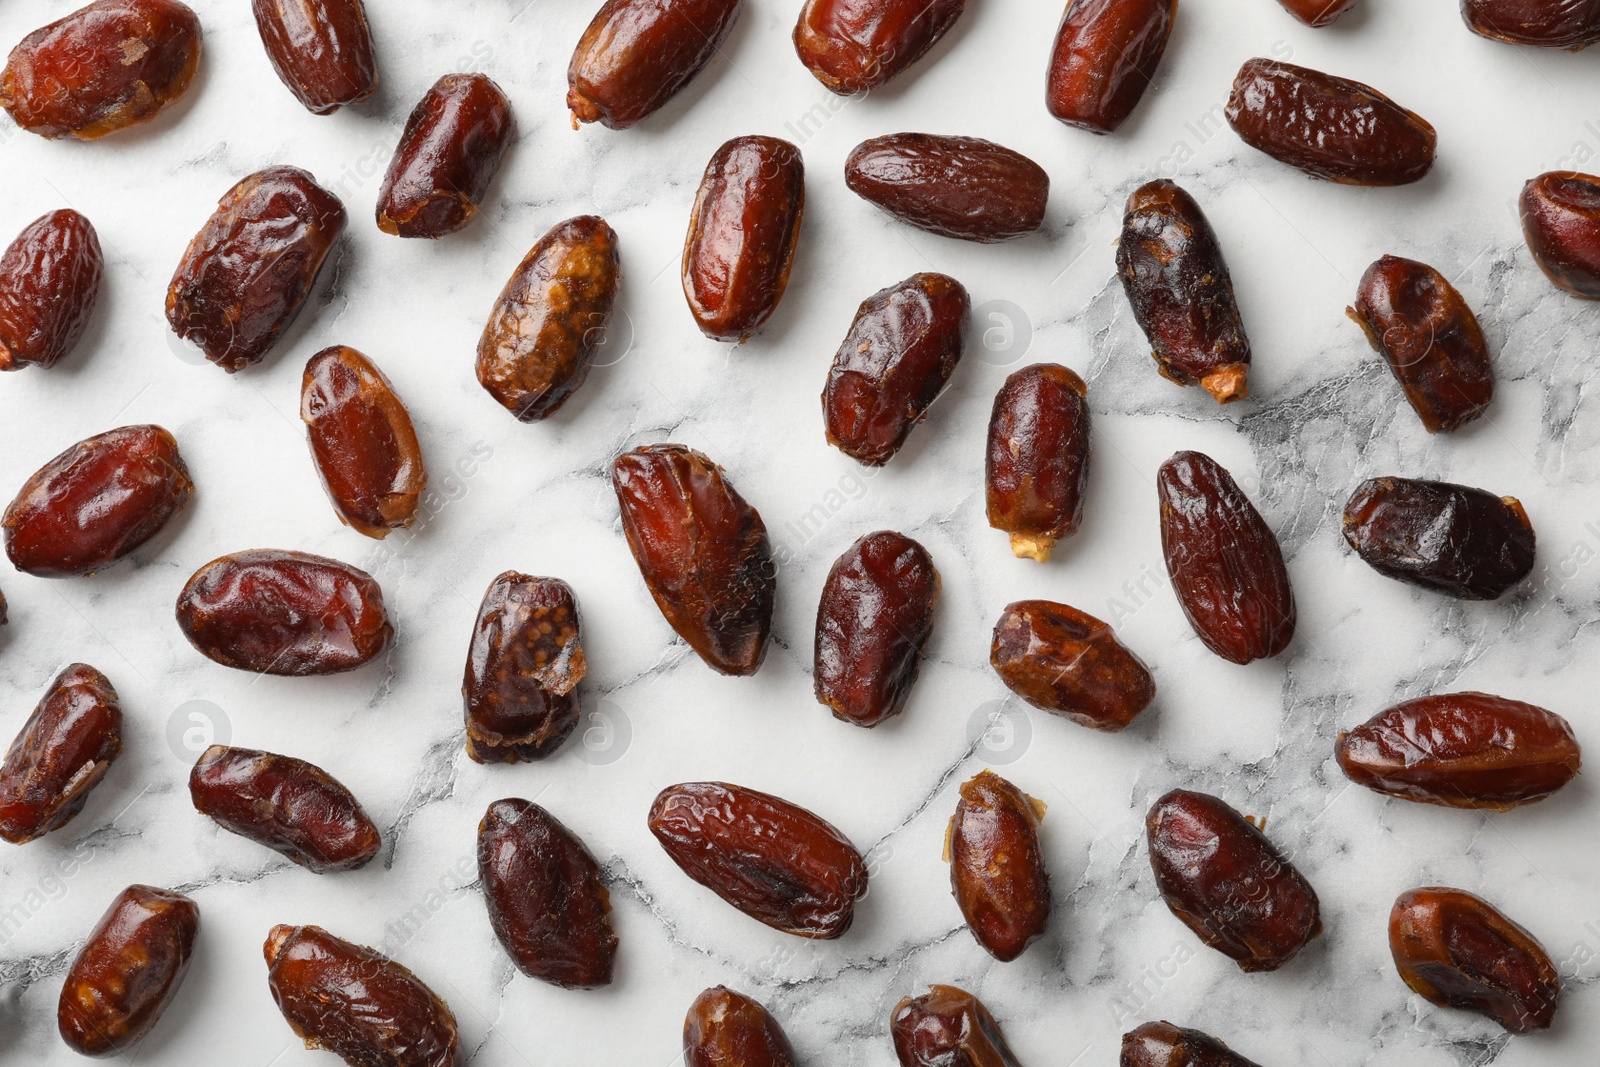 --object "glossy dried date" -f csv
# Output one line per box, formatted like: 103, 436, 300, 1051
990, 600, 1155, 731
1121, 1021, 1262, 1067
986, 364, 1091, 561
794, 0, 967, 95
1521, 171, 1600, 297
463, 572, 585, 763
1342, 477, 1535, 599
891, 985, 1021, 1067
649, 781, 868, 938
567, 0, 742, 129
685, 987, 795, 1067
1276, 0, 1361, 25
1046, 0, 1176, 133
948, 771, 1050, 962
1463, 0, 1600, 46
0, 664, 121, 844
252, 0, 377, 114
378, 74, 514, 239
0, 210, 103, 371
845, 134, 1047, 242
